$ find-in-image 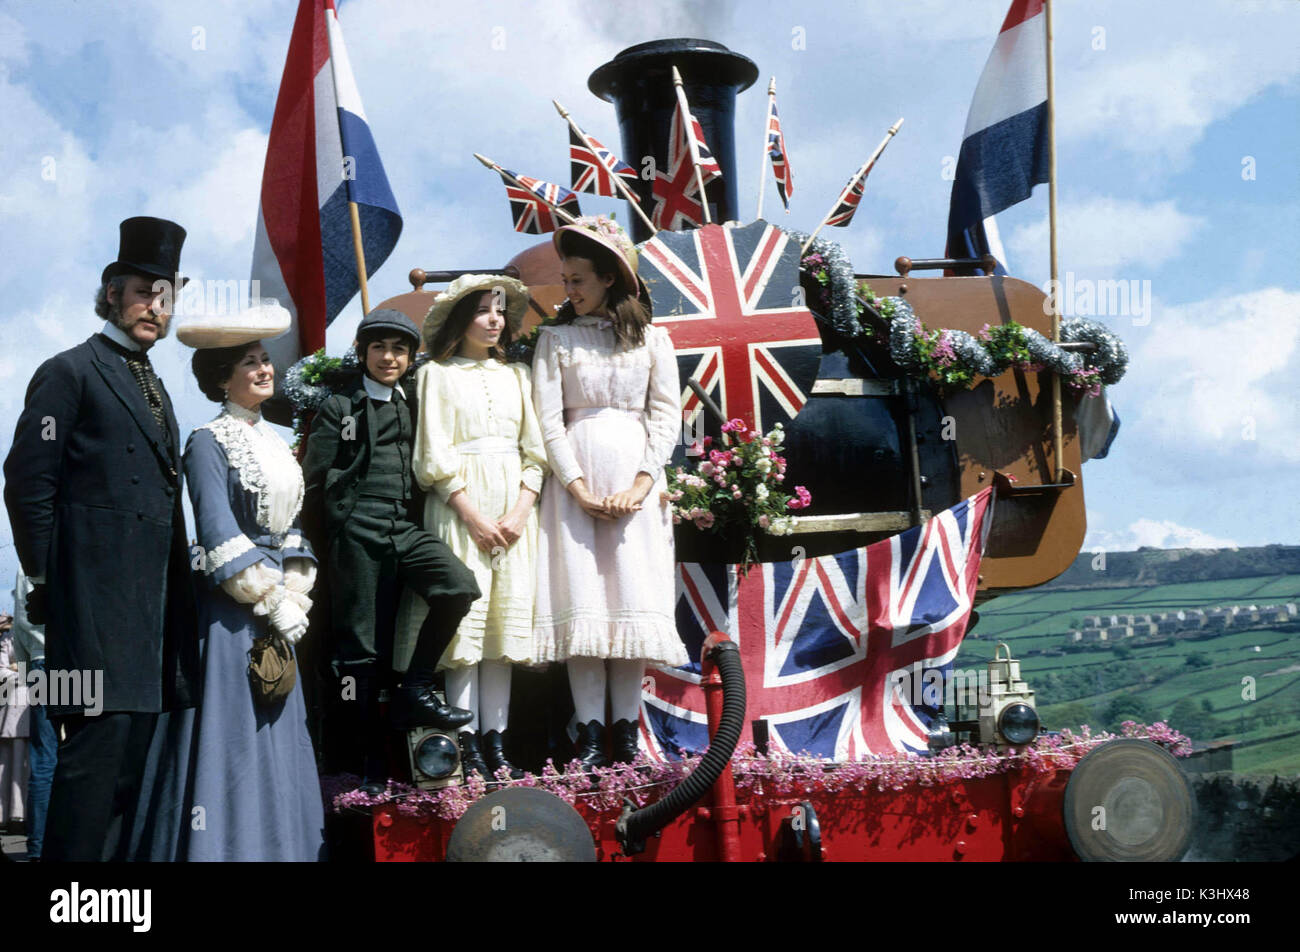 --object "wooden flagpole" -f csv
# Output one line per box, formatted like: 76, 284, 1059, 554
347, 202, 370, 314
1046, 0, 1063, 481
801, 118, 902, 256
474, 152, 580, 227
756, 77, 775, 220
551, 99, 656, 234
671, 65, 712, 225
